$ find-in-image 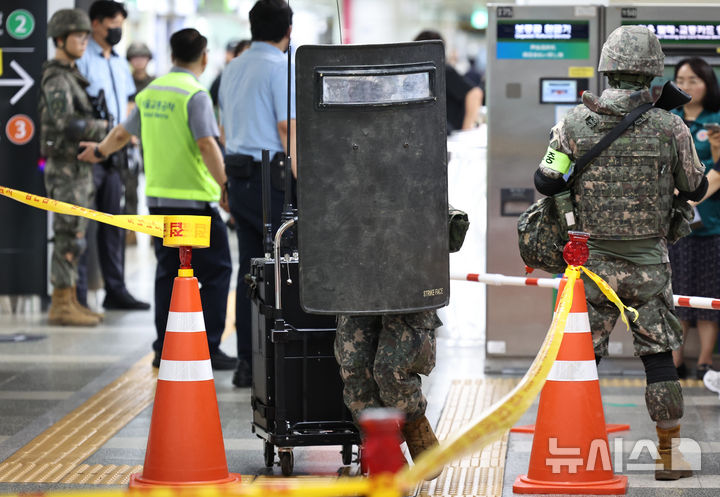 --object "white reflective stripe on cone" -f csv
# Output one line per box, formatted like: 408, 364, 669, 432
552, 312, 591, 334
158, 359, 214, 381
547, 360, 598, 382
166, 311, 206, 333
